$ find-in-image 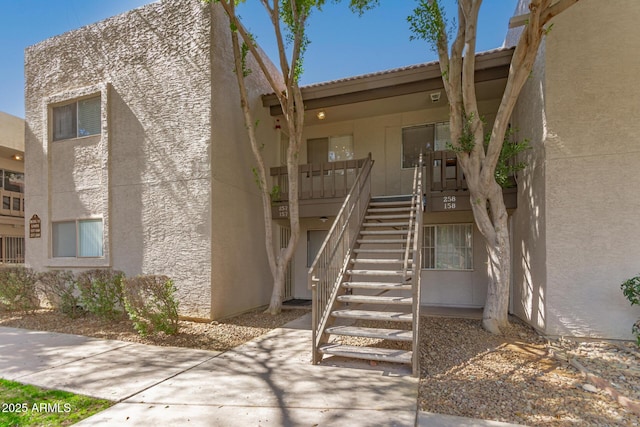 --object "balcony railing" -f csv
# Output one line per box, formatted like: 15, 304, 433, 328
270, 157, 370, 201
423, 151, 517, 212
